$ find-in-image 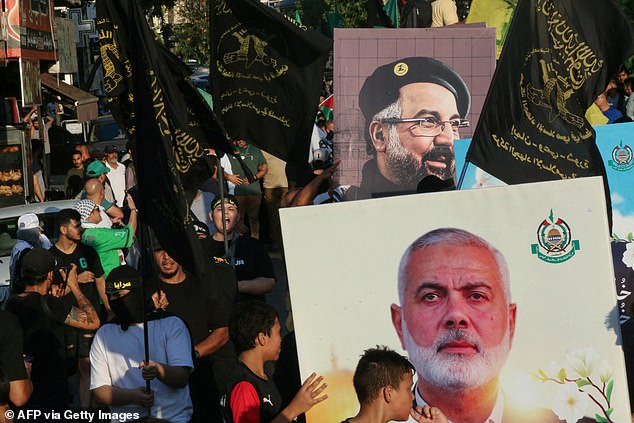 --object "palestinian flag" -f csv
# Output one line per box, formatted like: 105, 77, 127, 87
319, 94, 334, 120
